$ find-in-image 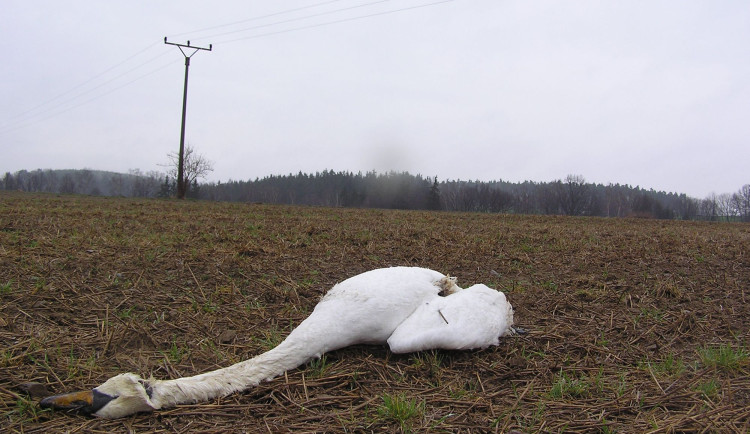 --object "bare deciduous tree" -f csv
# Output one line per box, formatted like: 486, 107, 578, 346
700, 193, 719, 221
733, 184, 750, 222
165, 144, 214, 199
716, 193, 736, 221
559, 174, 590, 216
